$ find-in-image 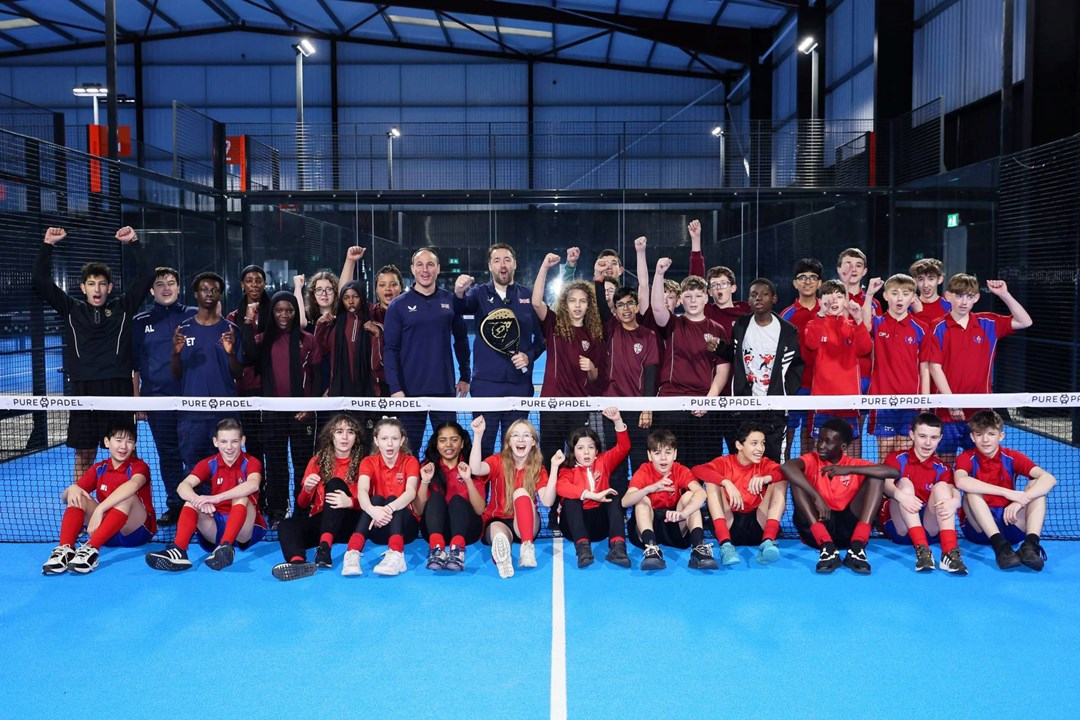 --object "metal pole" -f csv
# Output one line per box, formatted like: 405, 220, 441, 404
105, 0, 118, 160
296, 51, 305, 191
387, 135, 394, 190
